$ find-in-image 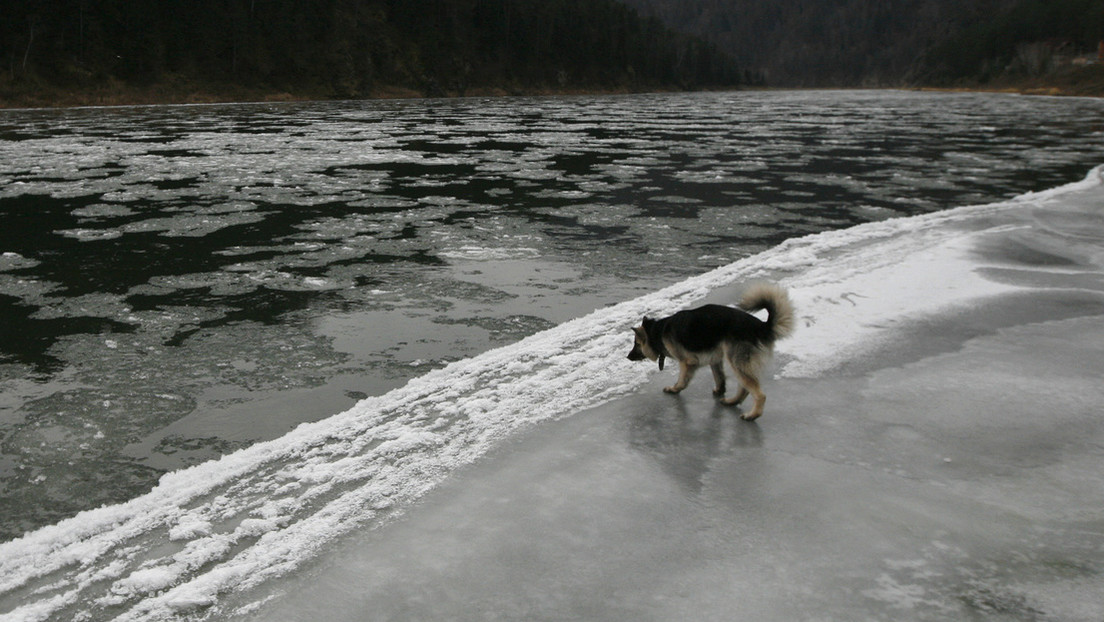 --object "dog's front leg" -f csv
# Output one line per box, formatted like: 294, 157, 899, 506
664, 362, 696, 394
